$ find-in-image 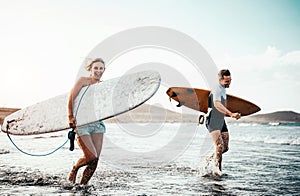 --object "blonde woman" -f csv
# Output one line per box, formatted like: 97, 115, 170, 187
67, 58, 106, 185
